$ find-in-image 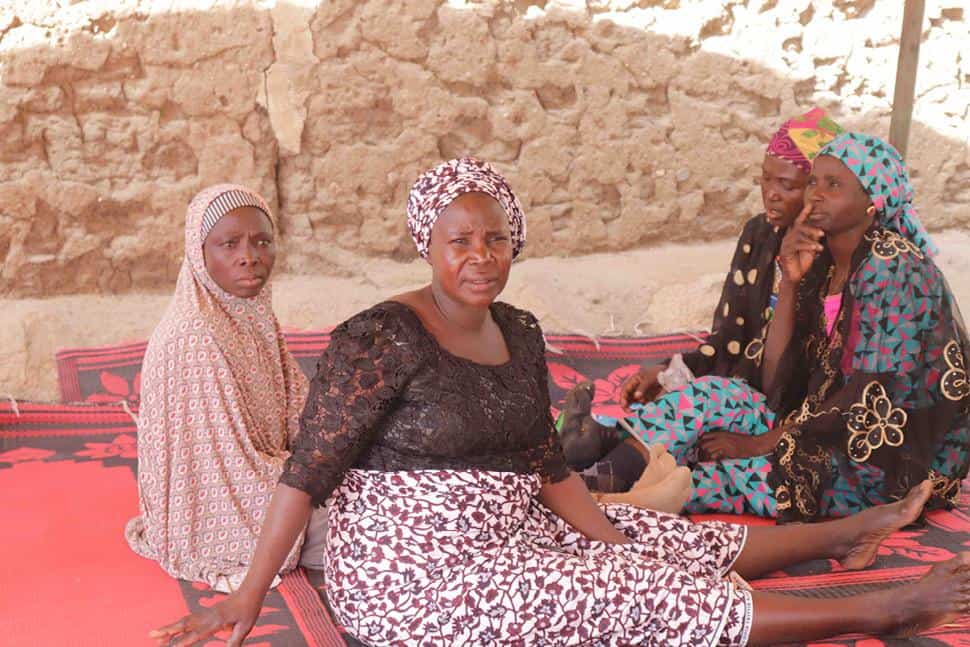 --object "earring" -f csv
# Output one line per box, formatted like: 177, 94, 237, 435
866, 205, 876, 216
